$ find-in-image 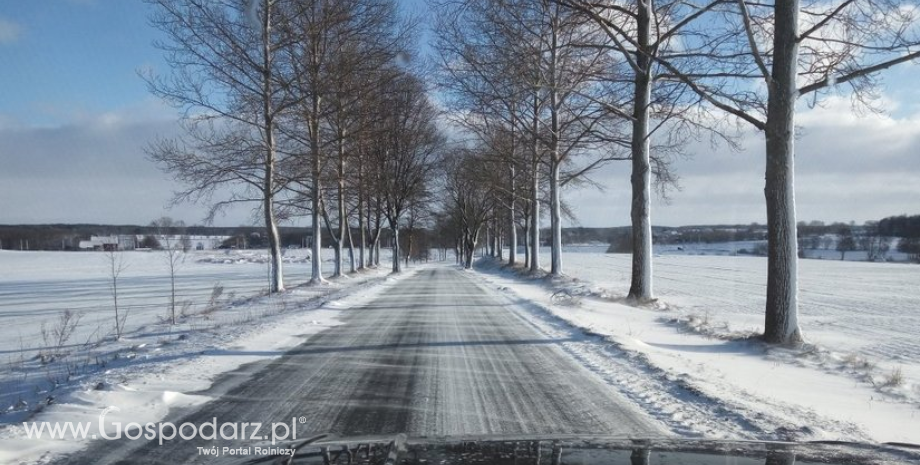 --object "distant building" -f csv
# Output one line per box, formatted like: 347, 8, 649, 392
78, 235, 136, 251
138, 235, 231, 251
80, 234, 230, 251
